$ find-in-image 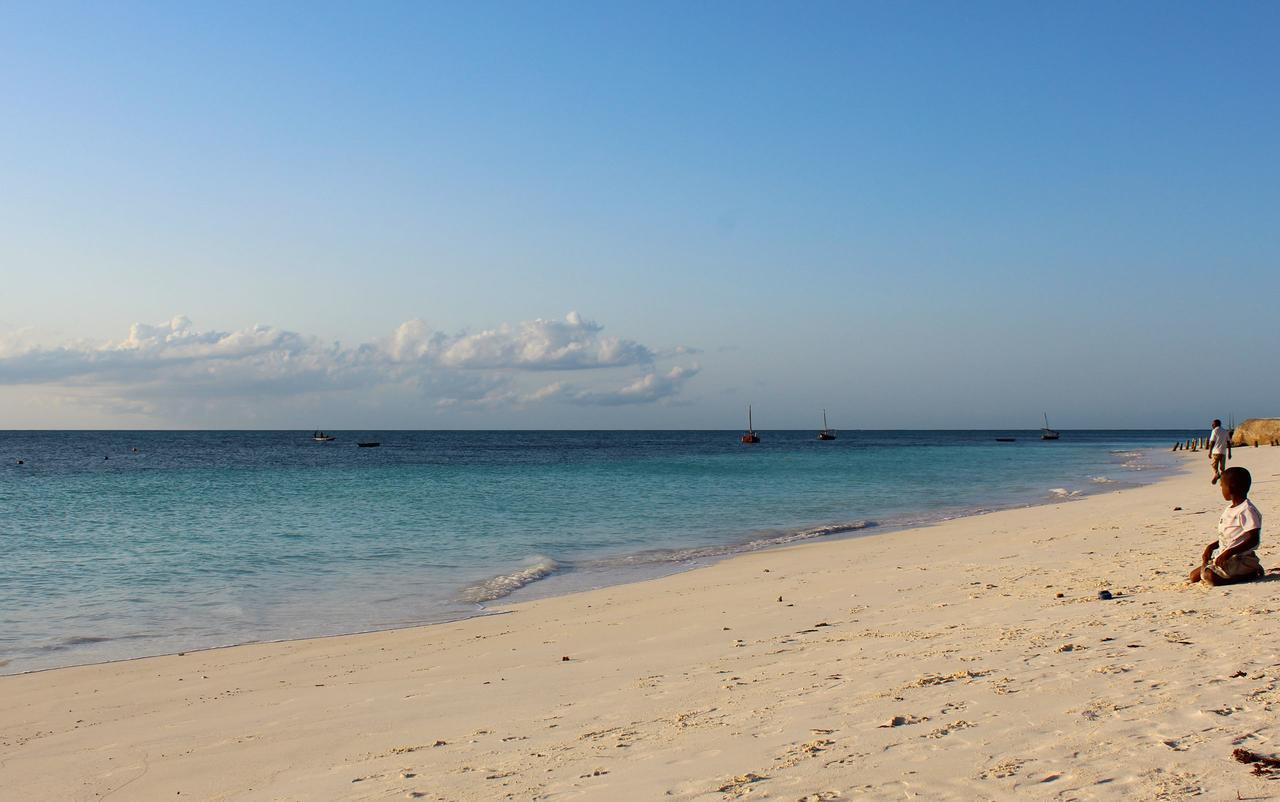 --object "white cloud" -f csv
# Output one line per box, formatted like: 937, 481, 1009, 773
0, 313, 698, 421
385, 311, 653, 370
530, 364, 701, 407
